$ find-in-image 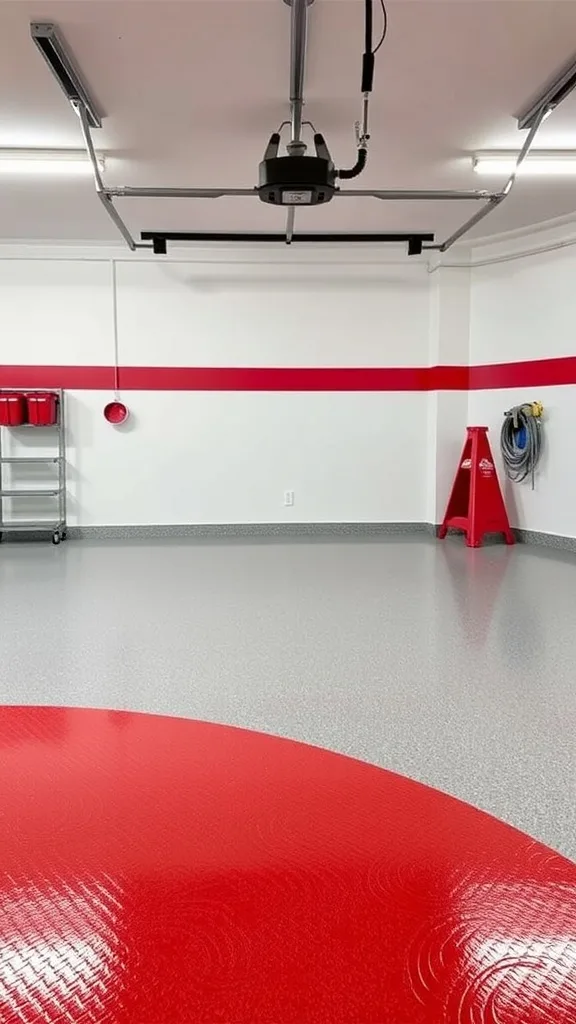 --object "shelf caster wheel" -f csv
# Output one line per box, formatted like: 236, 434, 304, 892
52, 531, 61, 545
